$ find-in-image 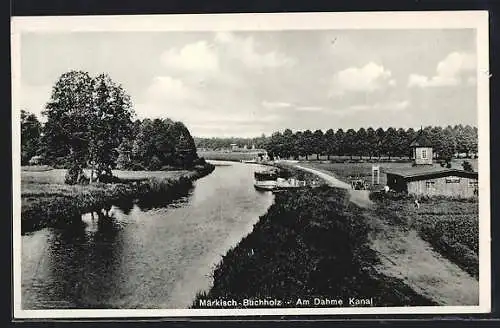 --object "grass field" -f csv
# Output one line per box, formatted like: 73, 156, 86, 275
21, 167, 190, 185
